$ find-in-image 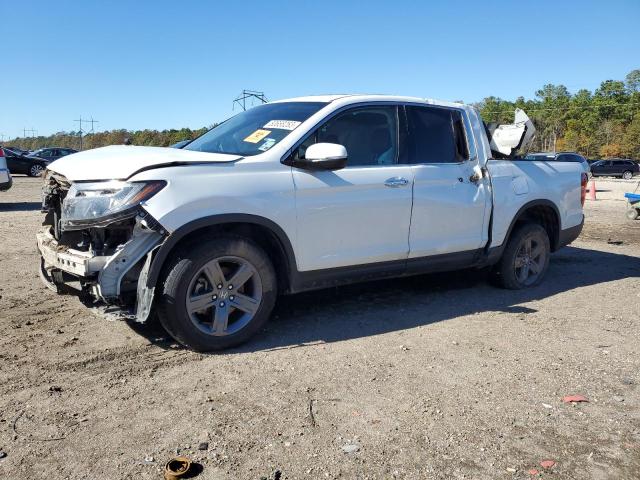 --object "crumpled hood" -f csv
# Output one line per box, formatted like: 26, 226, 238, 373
47, 145, 242, 181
